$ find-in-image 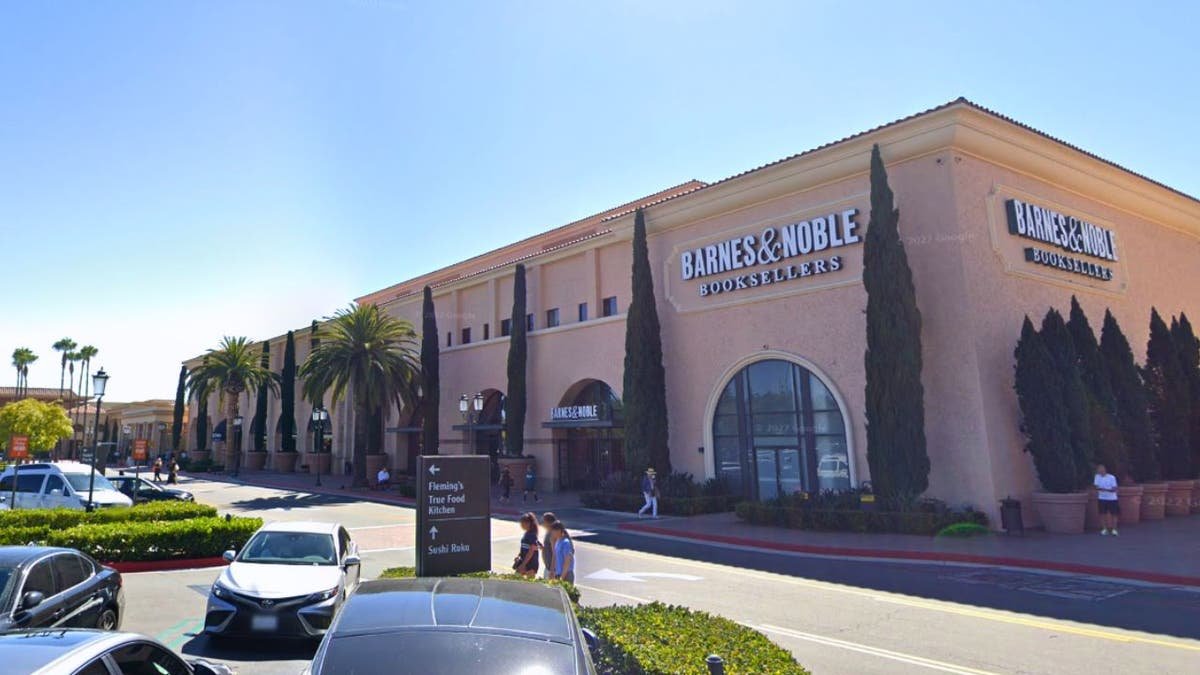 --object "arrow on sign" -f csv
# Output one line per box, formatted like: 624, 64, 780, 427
429, 526, 439, 540
584, 568, 703, 583
428, 464, 440, 476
